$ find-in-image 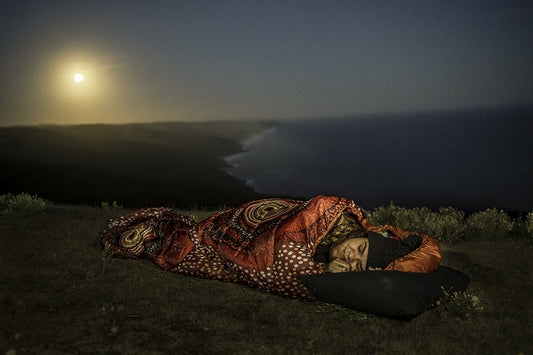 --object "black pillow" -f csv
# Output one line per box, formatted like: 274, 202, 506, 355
300, 266, 469, 317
